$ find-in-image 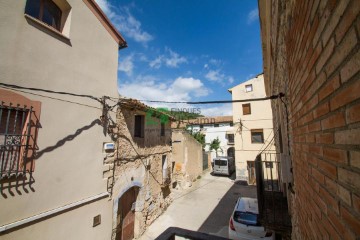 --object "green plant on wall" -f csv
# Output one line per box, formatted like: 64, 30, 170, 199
188, 130, 206, 149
